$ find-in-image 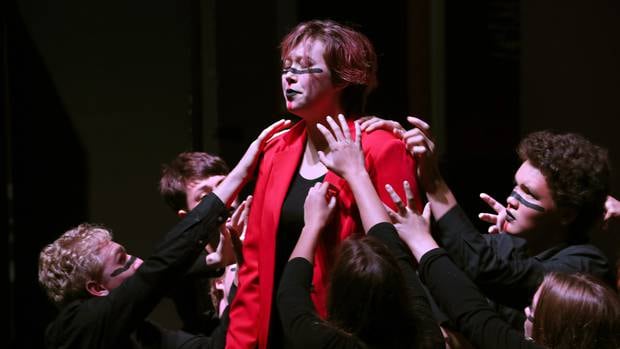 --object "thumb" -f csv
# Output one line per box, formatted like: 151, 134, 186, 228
318, 150, 329, 166
328, 196, 337, 210
422, 202, 432, 221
